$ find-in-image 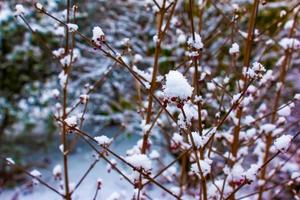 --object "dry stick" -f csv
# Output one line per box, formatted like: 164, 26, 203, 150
143, 149, 191, 187
18, 15, 61, 64
188, 0, 207, 199
39, 4, 298, 200
55, 116, 178, 198
37, 8, 252, 198
189, 0, 203, 135
37, 7, 212, 145
66, 128, 154, 200
228, 3, 260, 199
67, 101, 89, 154
67, 64, 114, 115
60, 123, 180, 199
210, 0, 244, 40
219, 152, 232, 200
92, 186, 100, 200
268, 147, 299, 179
70, 158, 99, 195
203, 79, 254, 150
33, 4, 179, 199
141, 0, 178, 153
256, 2, 300, 38
181, 107, 207, 200
2, 157, 63, 197
139, 4, 166, 197
139, 1, 177, 197
225, 130, 300, 200
237, 176, 300, 200
240, 100, 295, 130
231, 0, 260, 159
257, 14, 298, 200
60, 1, 71, 199
142, 0, 166, 154
240, 120, 299, 153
